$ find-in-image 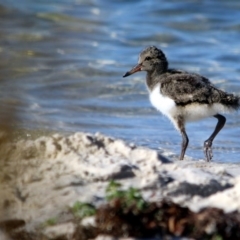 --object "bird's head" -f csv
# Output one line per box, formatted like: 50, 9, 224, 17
123, 46, 168, 77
